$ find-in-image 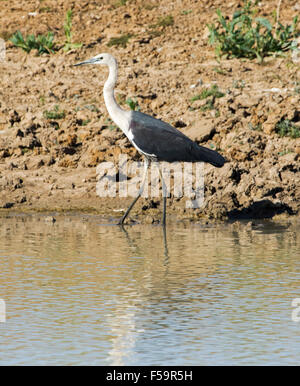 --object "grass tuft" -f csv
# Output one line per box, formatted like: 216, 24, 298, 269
150, 15, 174, 29
43, 105, 65, 120
125, 97, 141, 111
107, 33, 133, 48
156, 15, 174, 27
63, 10, 82, 52
191, 84, 225, 102
275, 119, 300, 138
